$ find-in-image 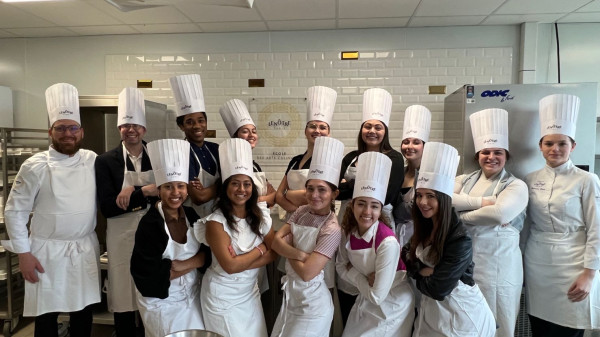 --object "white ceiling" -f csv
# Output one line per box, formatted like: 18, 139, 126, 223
0, 0, 599, 38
